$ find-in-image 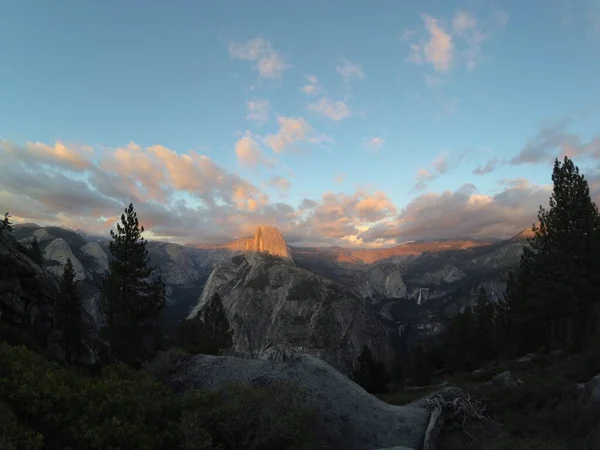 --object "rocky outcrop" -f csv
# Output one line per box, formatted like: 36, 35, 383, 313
44, 238, 87, 281
188, 252, 393, 374
167, 353, 430, 450
152, 243, 203, 286
0, 232, 101, 365
365, 263, 408, 299
80, 242, 109, 274
579, 374, 600, 409
489, 371, 523, 388
223, 226, 293, 262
